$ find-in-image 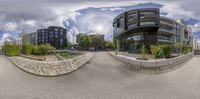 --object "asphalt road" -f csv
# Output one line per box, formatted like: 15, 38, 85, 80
0, 52, 200, 99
